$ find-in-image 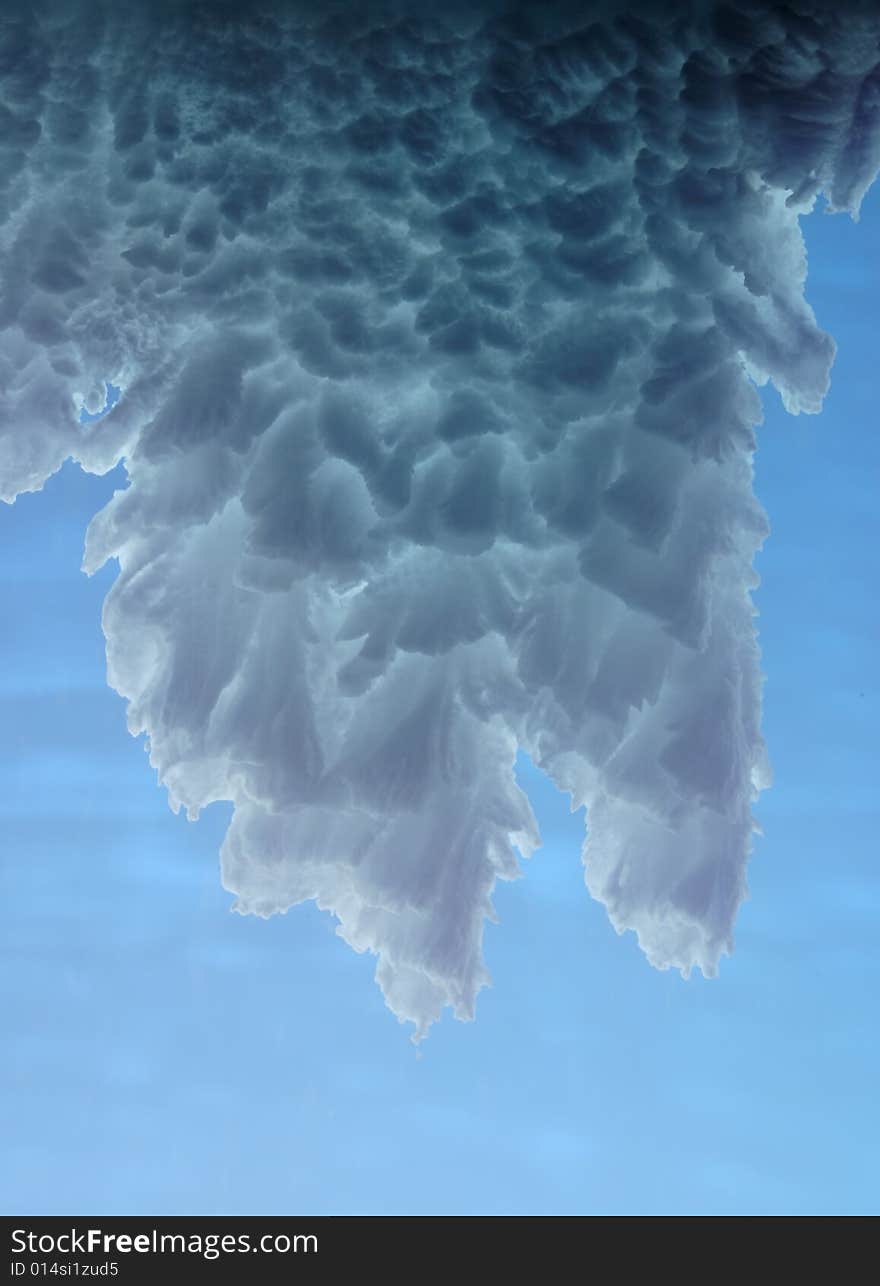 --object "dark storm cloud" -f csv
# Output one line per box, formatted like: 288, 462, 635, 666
2, 0, 878, 1034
